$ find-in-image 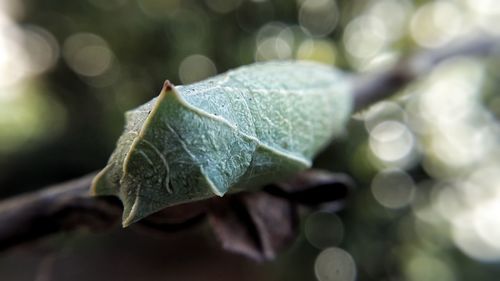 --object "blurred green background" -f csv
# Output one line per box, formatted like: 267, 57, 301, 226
1, 0, 500, 280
